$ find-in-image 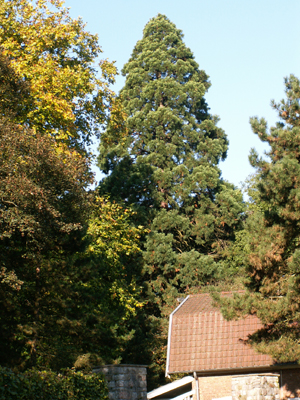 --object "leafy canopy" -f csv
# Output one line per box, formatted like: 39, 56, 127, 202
0, 119, 93, 369
0, 0, 116, 153
0, 43, 88, 371
81, 197, 147, 364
